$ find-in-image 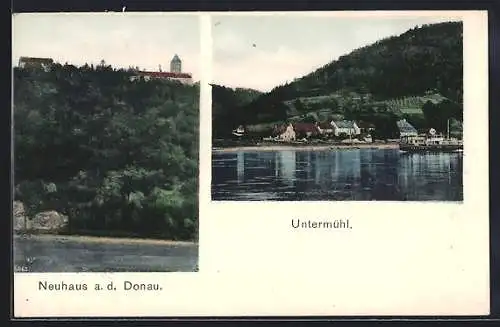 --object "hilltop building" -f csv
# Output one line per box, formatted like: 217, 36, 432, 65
18, 57, 54, 71
130, 54, 193, 85
170, 54, 182, 73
